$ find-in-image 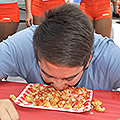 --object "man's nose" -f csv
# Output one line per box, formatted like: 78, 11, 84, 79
52, 79, 67, 90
